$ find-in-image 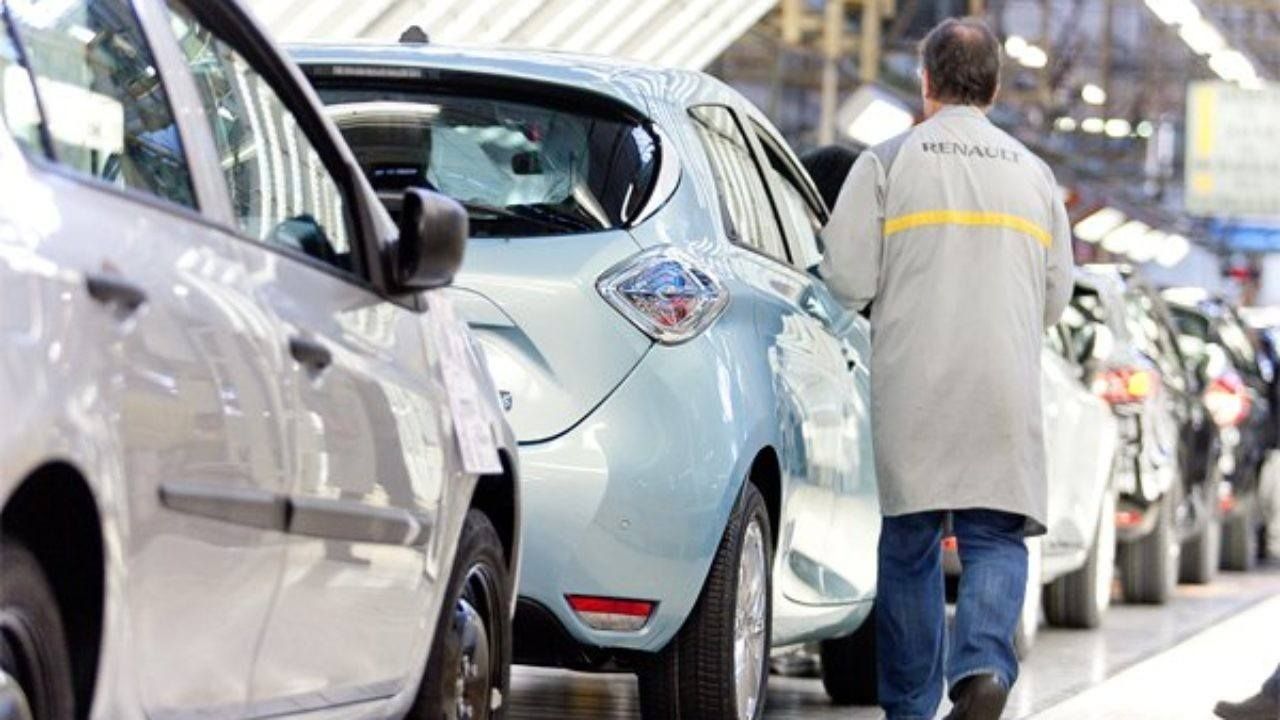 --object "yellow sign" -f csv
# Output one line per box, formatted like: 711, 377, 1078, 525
1185, 81, 1280, 218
